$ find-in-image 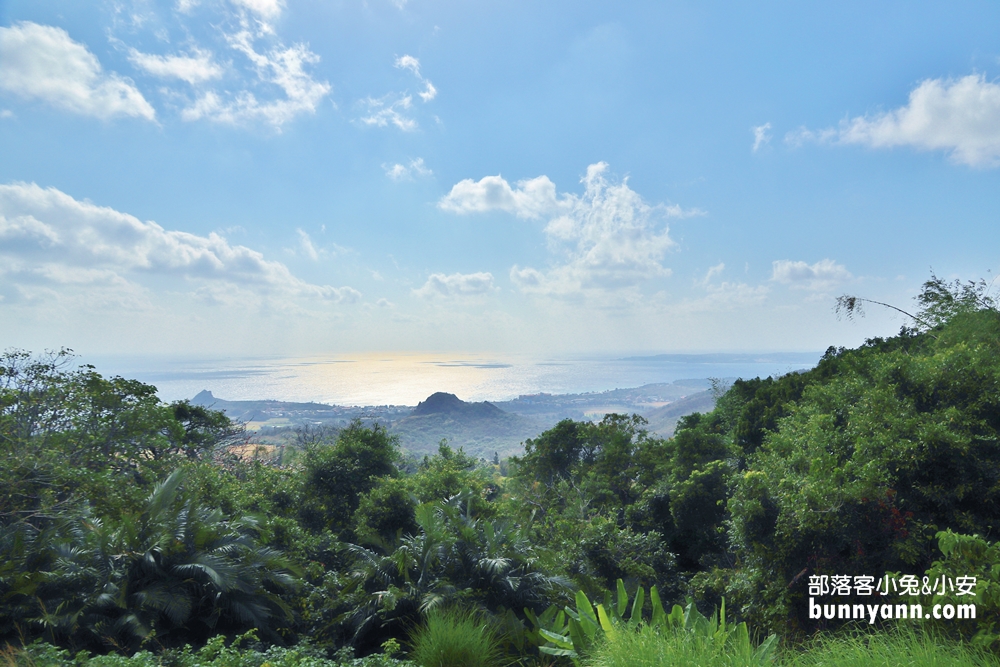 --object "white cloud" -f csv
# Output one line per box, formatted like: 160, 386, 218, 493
394, 54, 437, 102
439, 174, 565, 219
0, 22, 155, 120
296, 229, 320, 260
230, 0, 284, 21
182, 29, 330, 128
771, 258, 852, 290
384, 157, 432, 180
413, 272, 496, 298
128, 46, 223, 84
357, 55, 435, 131
0, 182, 360, 303
359, 94, 416, 130
788, 75, 1000, 167
752, 122, 772, 152
444, 163, 701, 295
784, 126, 837, 147
839, 75, 1000, 167
395, 54, 420, 75
701, 262, 725, 285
